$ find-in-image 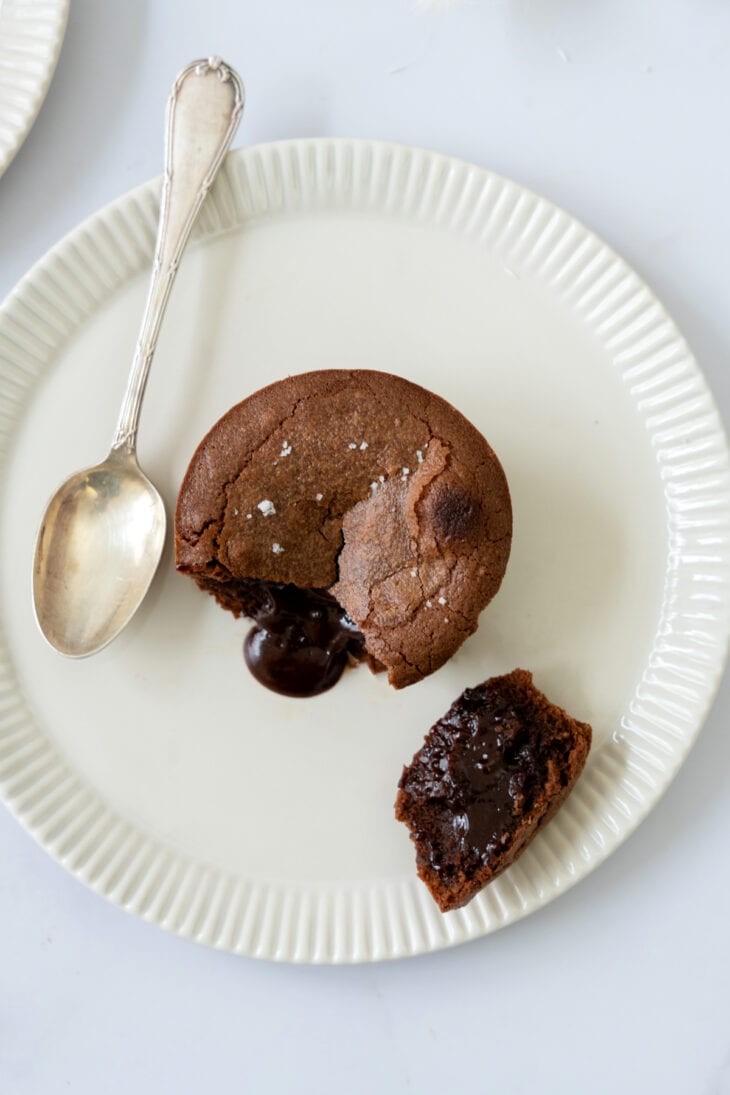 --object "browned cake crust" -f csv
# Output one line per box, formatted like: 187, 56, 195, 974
175, 370, 511, 688
395, 669, 592, 910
